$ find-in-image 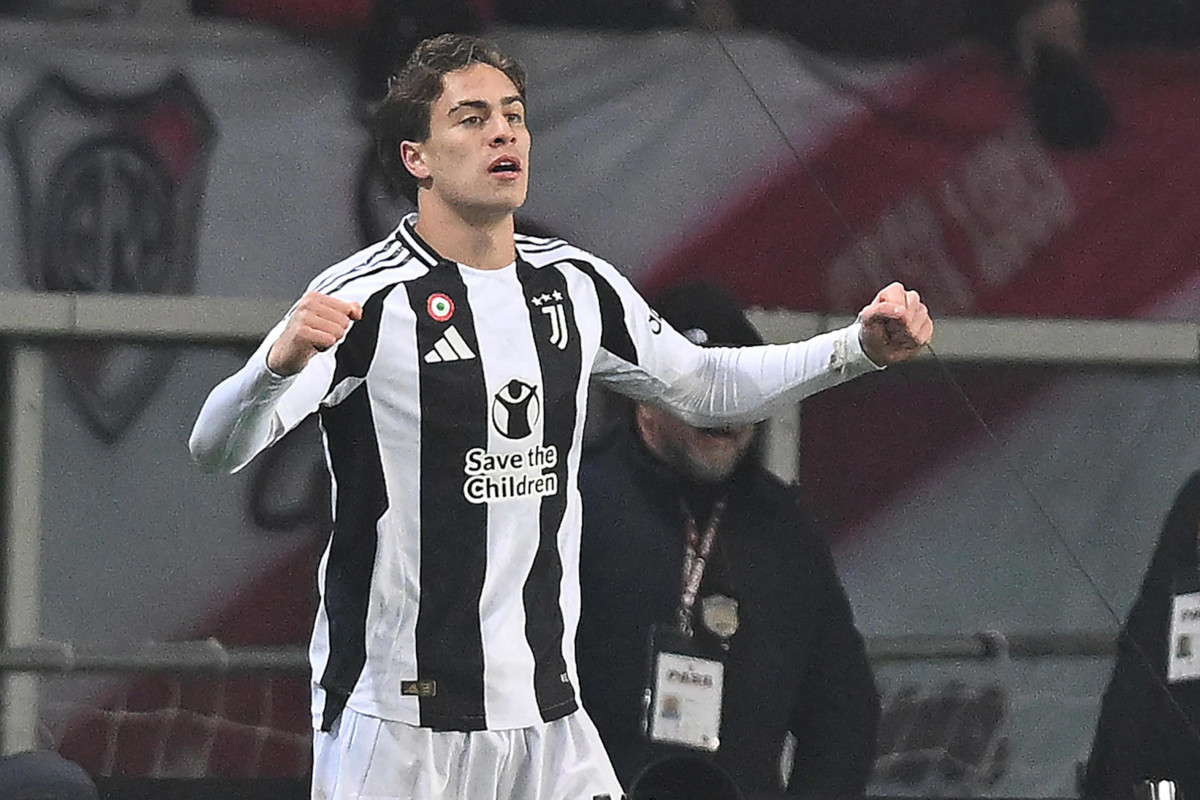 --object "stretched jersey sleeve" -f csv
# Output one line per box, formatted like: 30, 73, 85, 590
587, 260, 883, 426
